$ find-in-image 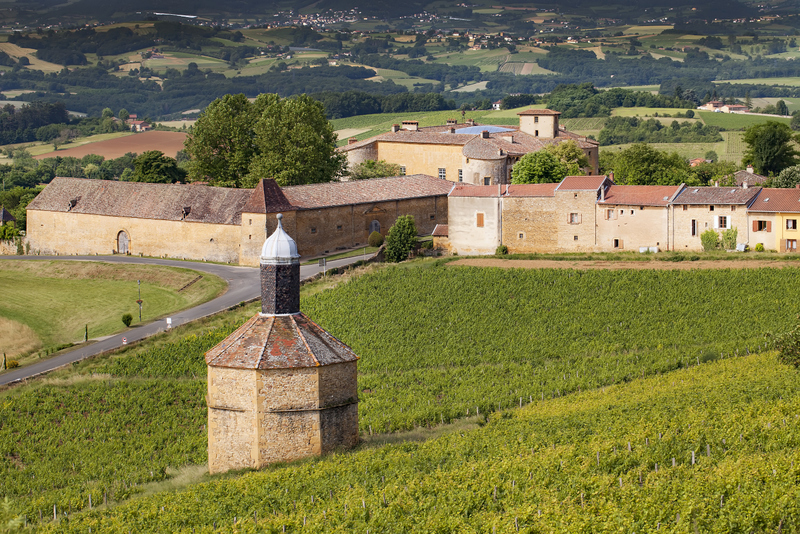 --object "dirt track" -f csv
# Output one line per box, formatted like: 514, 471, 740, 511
34, 131, 188, 160
451, 258, 800, 271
